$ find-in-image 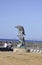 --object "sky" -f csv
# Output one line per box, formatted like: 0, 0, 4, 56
0, 0, 42, 40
